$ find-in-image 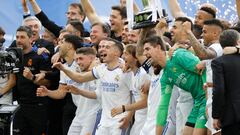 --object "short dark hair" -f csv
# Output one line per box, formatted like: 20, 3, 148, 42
200, 7, 216, 18
143, 36, 166, 51
0, 27, 5, 36
76, 47, 96, 56
63, 34, 83, 50
231, 26, 240, 33
16, 26, 33, 38
69, 3, 86, 22
102, 37, 124, 56
204, 19, 224, 30
219, 29, 240, 48
91, 22, 111, 37
163, 32, 172, 41
175, 17, 193, 31
68, 20, 84, 36
111, 6, 127, 19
